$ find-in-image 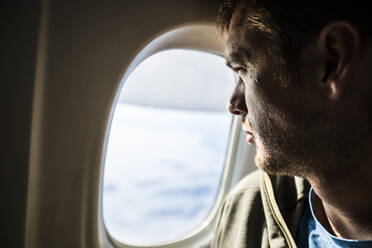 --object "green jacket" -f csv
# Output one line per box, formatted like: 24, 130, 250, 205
212, 170, 310, 248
